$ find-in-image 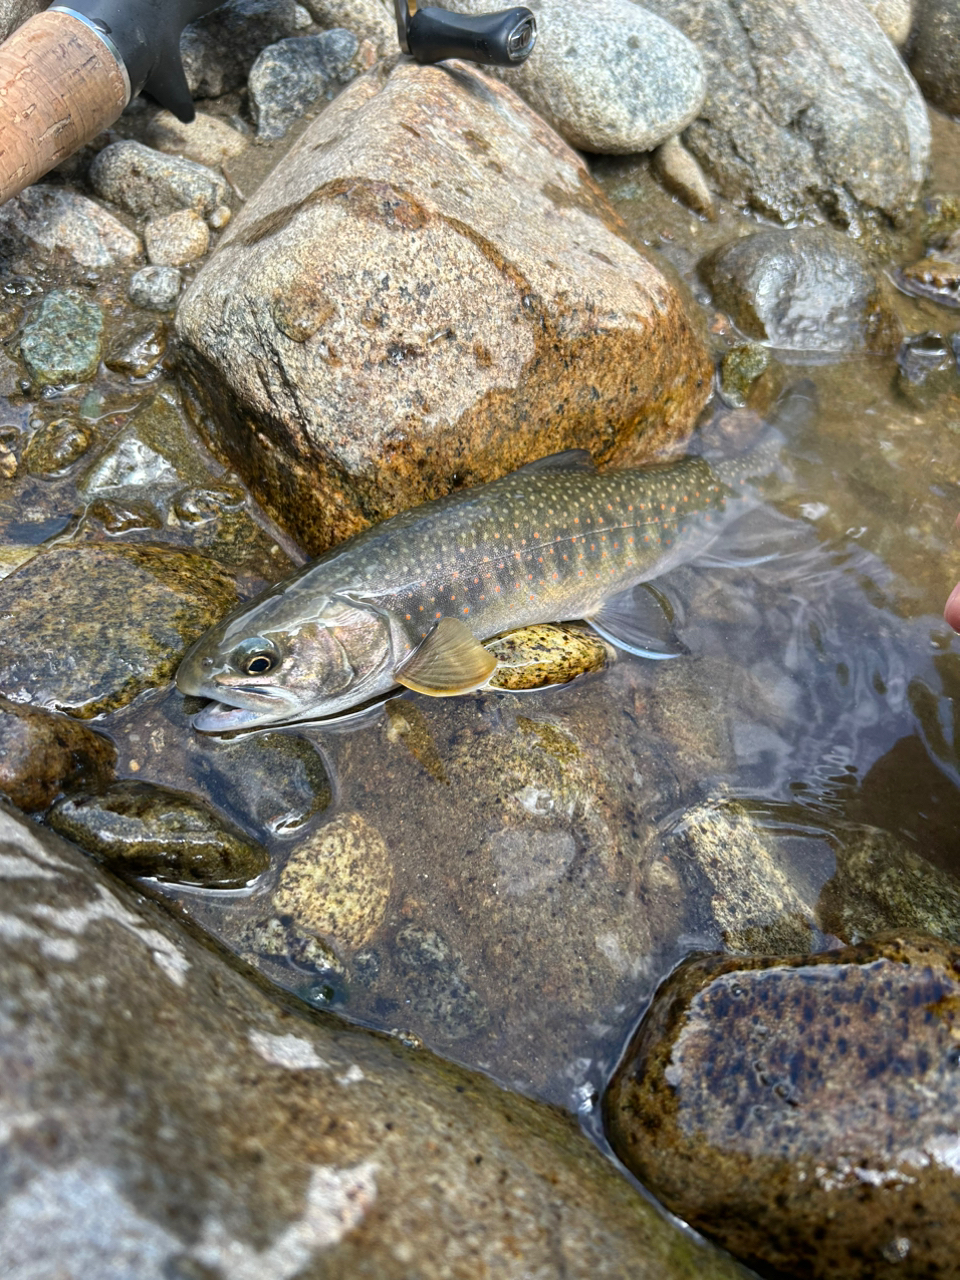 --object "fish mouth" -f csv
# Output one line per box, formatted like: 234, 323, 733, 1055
189, 683, 301, 734
191, 700, 285, 733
